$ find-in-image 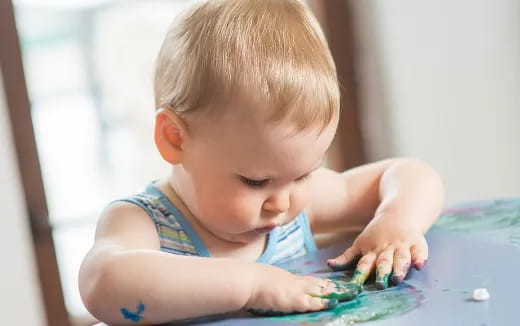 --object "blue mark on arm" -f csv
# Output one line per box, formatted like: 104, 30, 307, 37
121, 301, 145, 322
